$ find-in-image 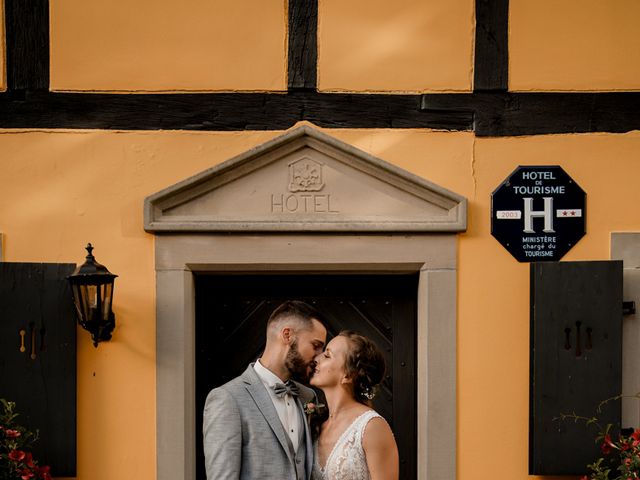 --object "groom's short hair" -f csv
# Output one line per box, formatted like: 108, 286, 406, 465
266, 300, 323, 334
